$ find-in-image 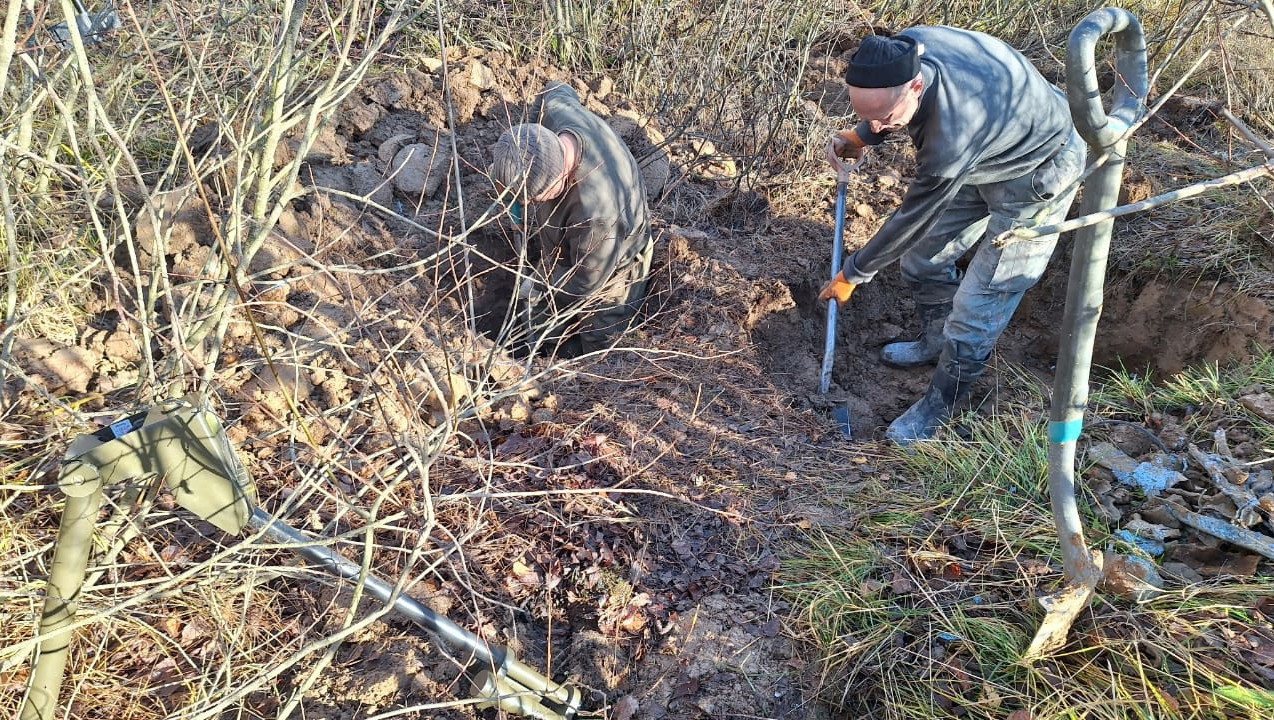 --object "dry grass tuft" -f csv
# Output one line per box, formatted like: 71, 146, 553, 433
1114, 137, 1274, 296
